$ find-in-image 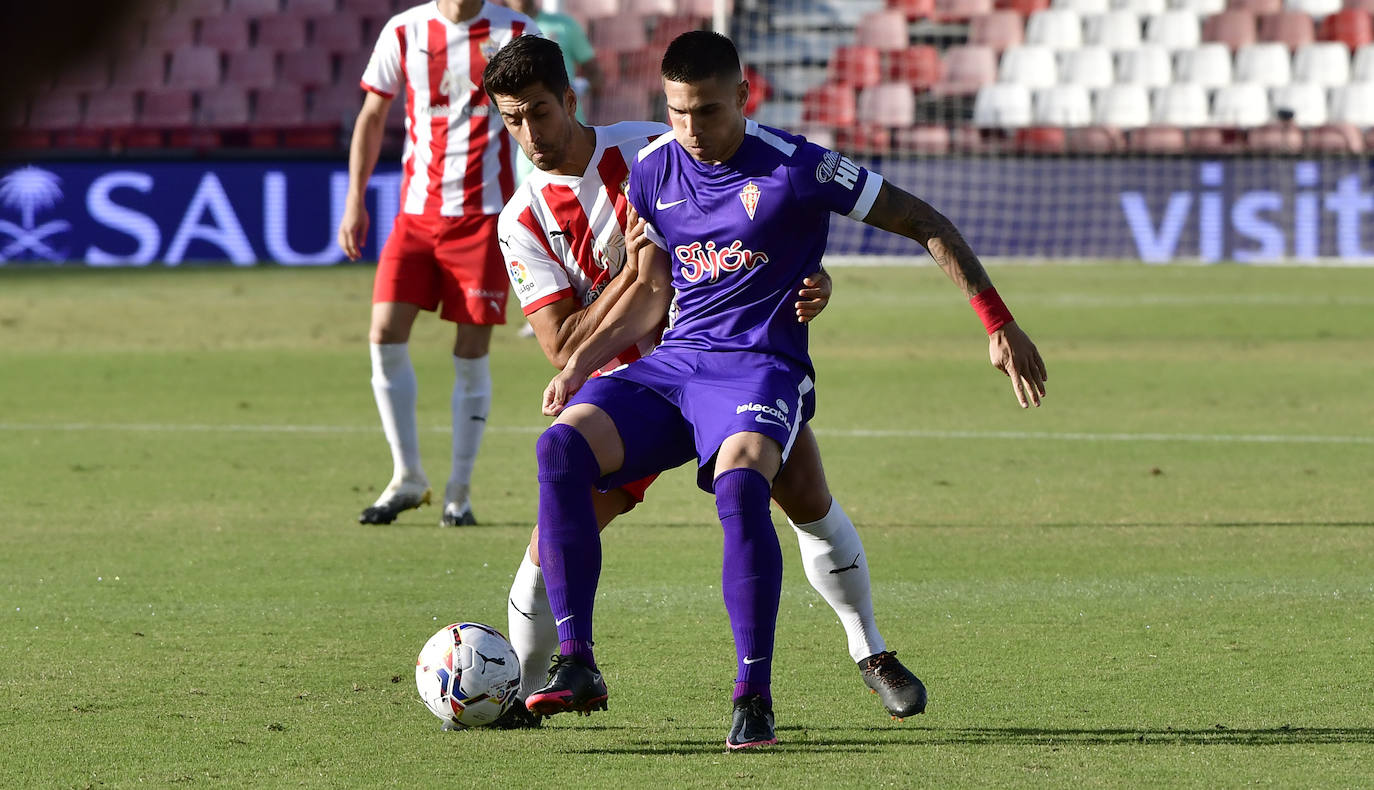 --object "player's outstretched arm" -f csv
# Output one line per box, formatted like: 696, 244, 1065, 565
338, 91, 392, 261
544, 242, 673, 416
862, 181, 1048, 408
